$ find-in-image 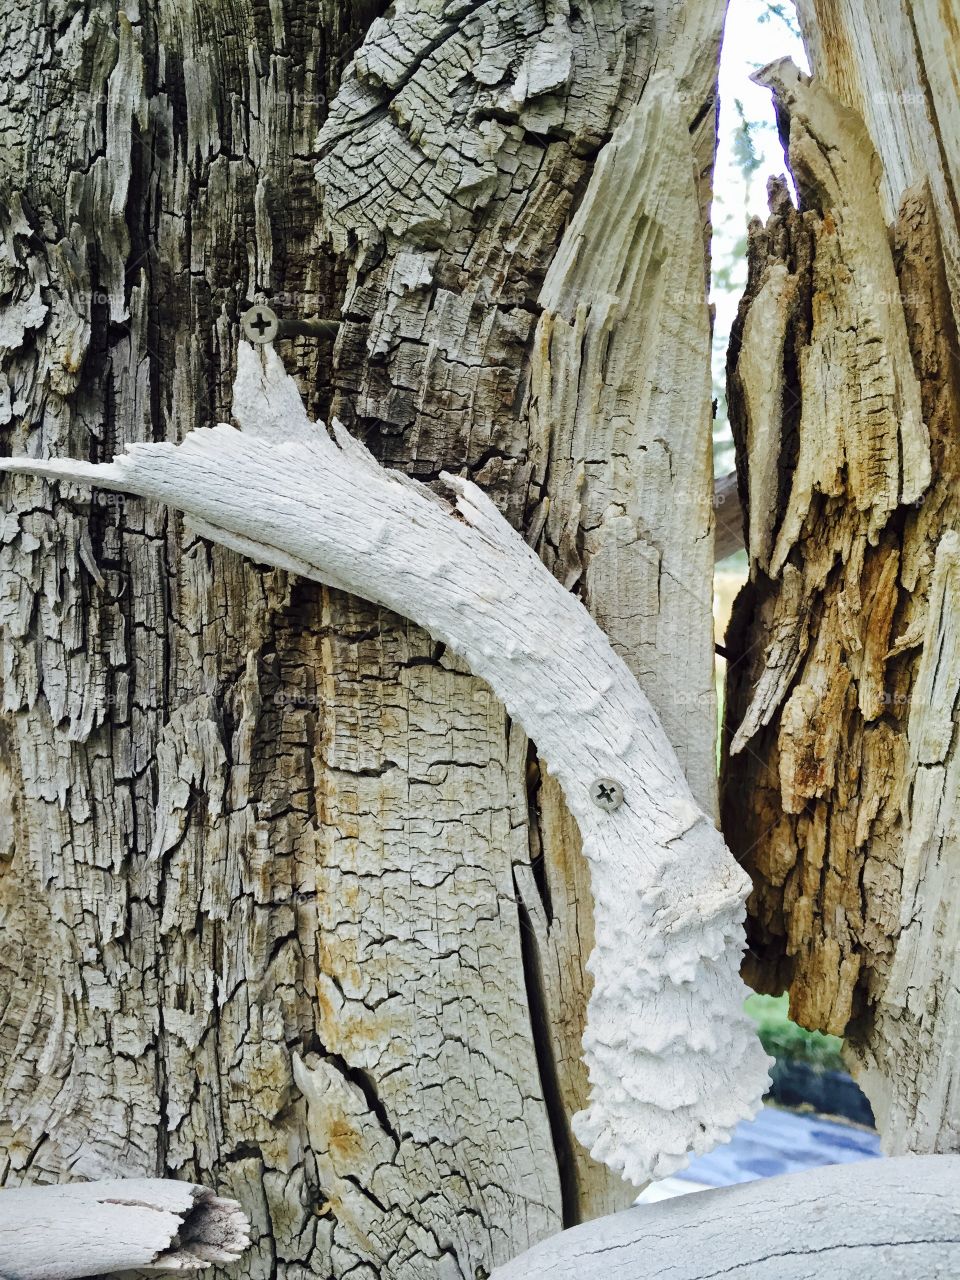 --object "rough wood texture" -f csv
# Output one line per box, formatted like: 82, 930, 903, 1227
0, 1178, 249, 1279
722, 48, 960, 1153
314, 1, 727, 1225
0, 11, 391, 1280
488, 1155, 960, 1279
0, 1, 729, 1273
797, 0, 960, 337
0, 338, 771, 1191
529, 71, 719, 814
